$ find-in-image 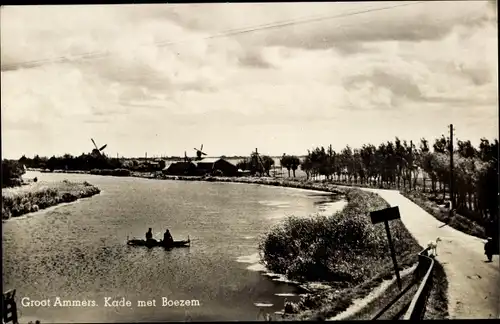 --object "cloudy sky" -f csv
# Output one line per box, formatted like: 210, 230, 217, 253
1, 1, 497, 159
